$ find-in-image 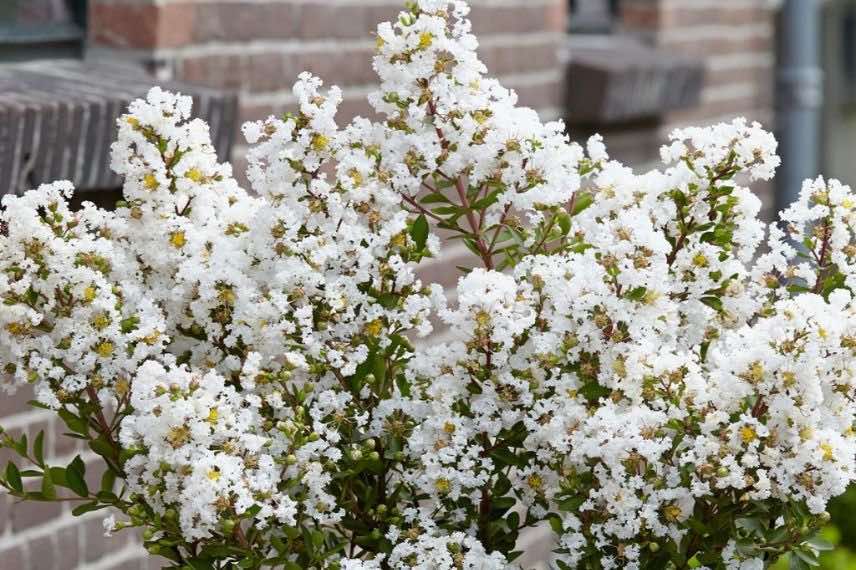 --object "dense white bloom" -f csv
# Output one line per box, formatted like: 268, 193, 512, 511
1, 1, 854, 568
120, 360, 300, 539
